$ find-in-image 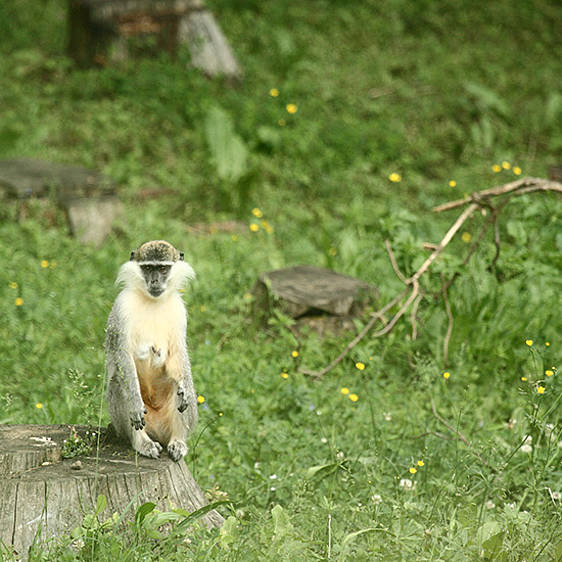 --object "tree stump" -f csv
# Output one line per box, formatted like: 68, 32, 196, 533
0, 158, 122, 246
68, 0, 242, 79
253, 266, 378, 334
0, 424, 223, 557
